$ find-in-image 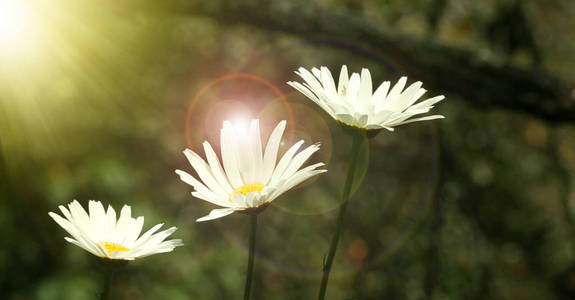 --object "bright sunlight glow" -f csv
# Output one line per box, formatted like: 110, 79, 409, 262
0, 0, 38, 52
